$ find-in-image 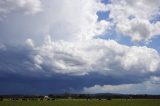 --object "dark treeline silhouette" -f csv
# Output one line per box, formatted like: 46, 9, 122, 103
0, 93, 160, 101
